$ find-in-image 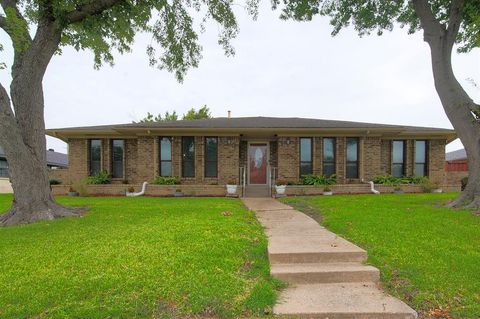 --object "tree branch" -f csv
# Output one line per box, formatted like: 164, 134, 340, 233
446, 0, 465, 46
412, 0, 445, 42
64, 0, 125, 24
